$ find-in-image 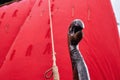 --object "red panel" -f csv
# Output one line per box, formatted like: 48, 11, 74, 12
0, 0, 36, 67
0, 0, 120, 80
0, 0, 52, 80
